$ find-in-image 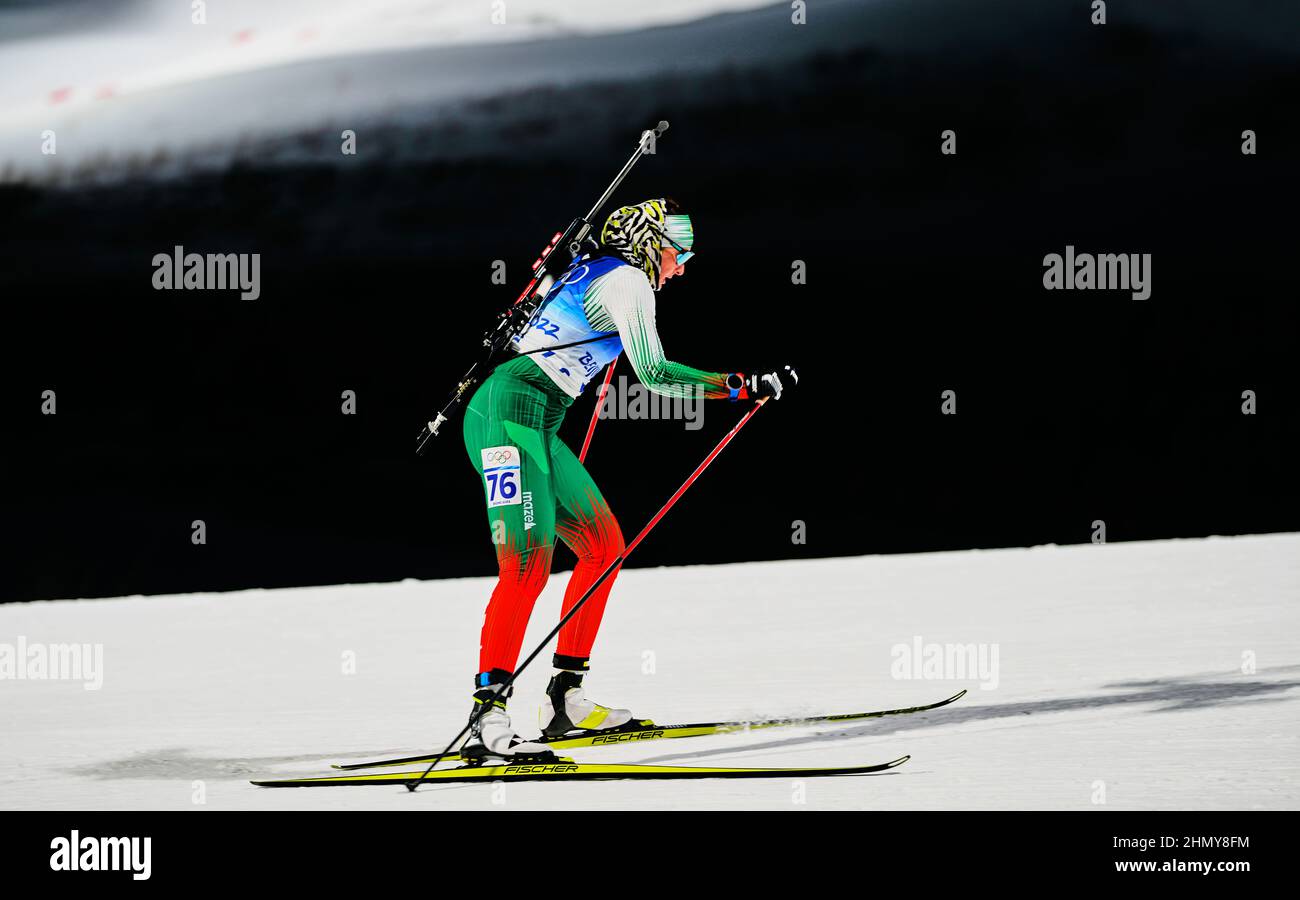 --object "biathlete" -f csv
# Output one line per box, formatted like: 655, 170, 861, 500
461, 197, 797, 761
